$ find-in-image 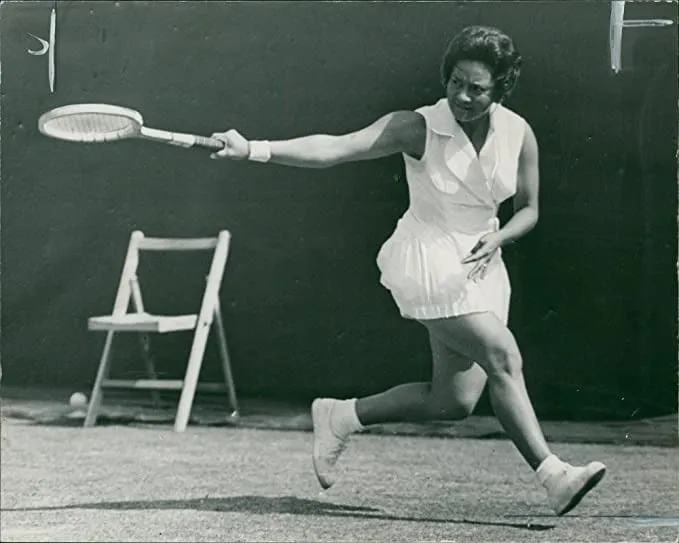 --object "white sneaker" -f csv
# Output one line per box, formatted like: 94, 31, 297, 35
544, 461, 607, 515
311, 398, 349, 489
